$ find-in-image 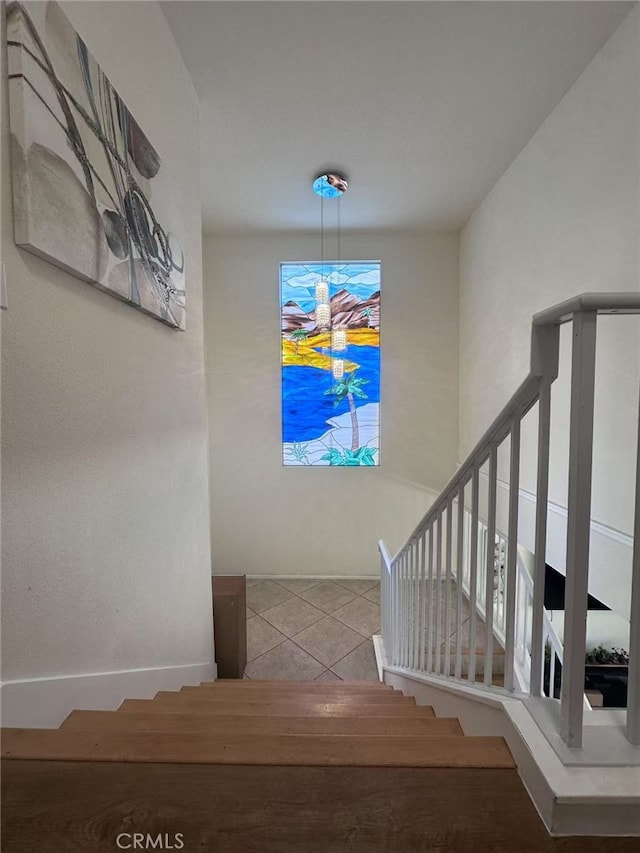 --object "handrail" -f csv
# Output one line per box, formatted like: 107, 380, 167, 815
379, 540, 392, 572
380, 293, 640, 752
532, 292, 640, 325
